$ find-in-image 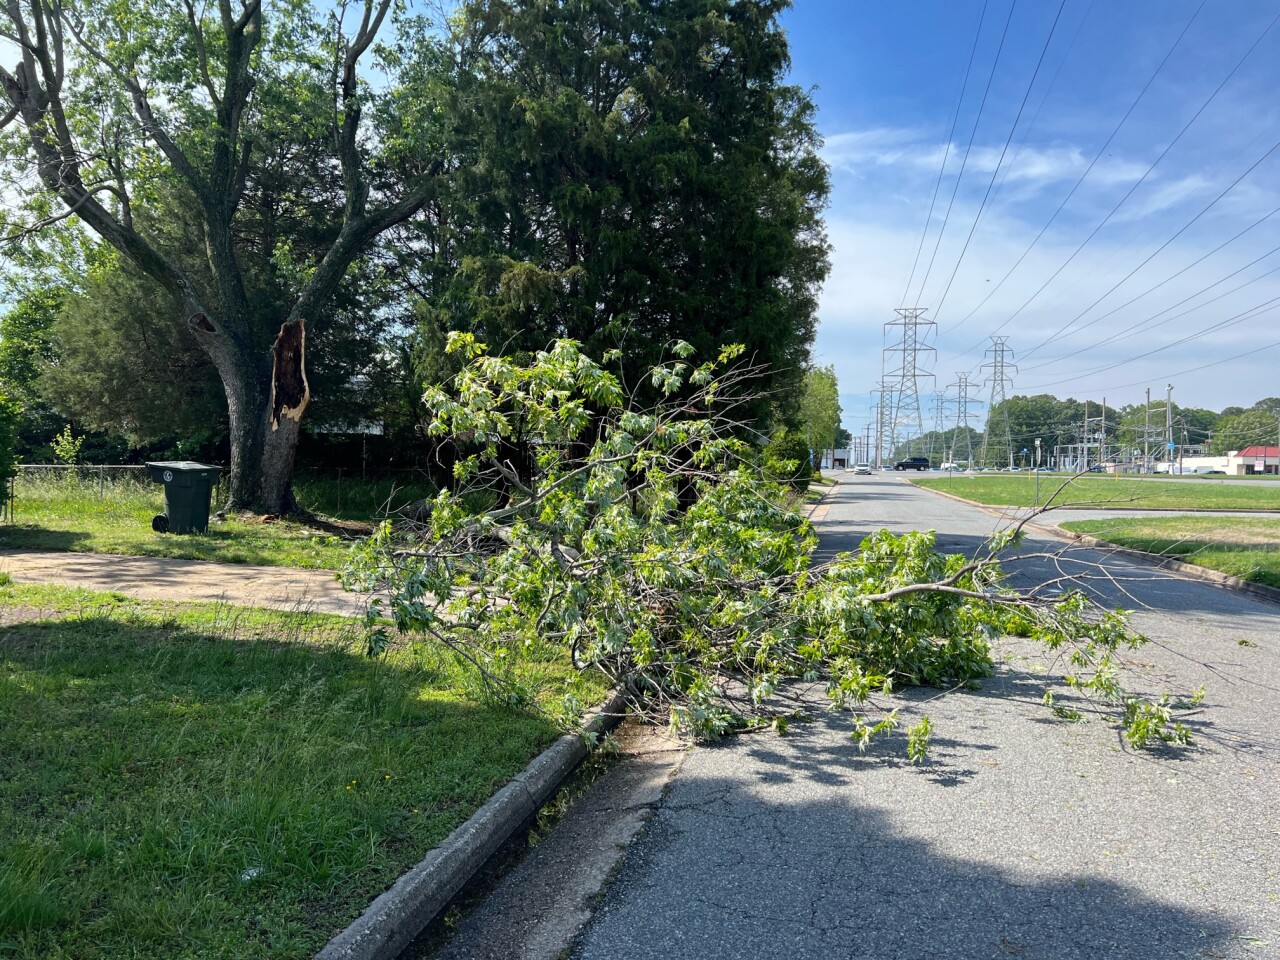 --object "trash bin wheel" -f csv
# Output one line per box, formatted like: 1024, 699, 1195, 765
152, 514, 170, 533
